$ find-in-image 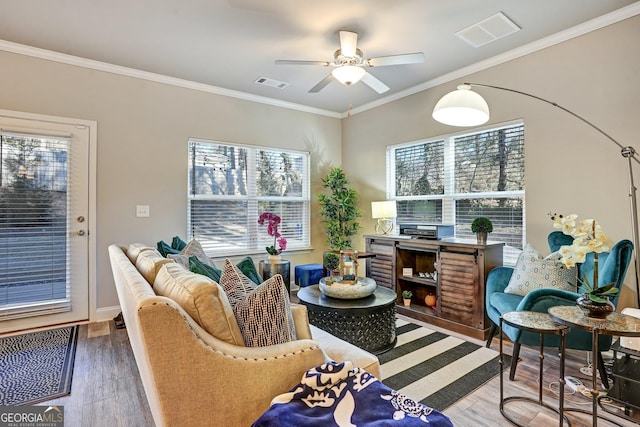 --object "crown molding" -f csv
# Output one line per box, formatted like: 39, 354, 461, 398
346, 1, 640, 118
0, 39, 342, 119
1, 1, 638, 121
